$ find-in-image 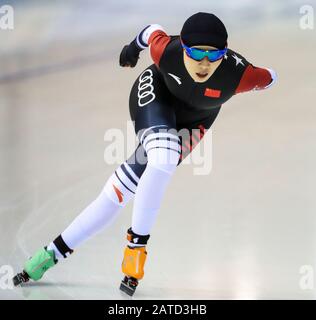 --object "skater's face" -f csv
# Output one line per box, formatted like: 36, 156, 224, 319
183, 45, 224, 83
